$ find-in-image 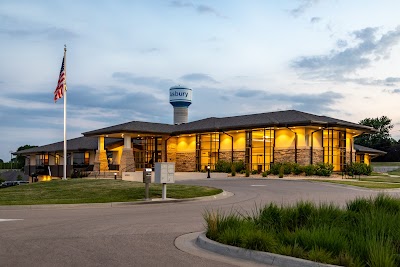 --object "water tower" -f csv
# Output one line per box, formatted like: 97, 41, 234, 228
169, 86, 192, 125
